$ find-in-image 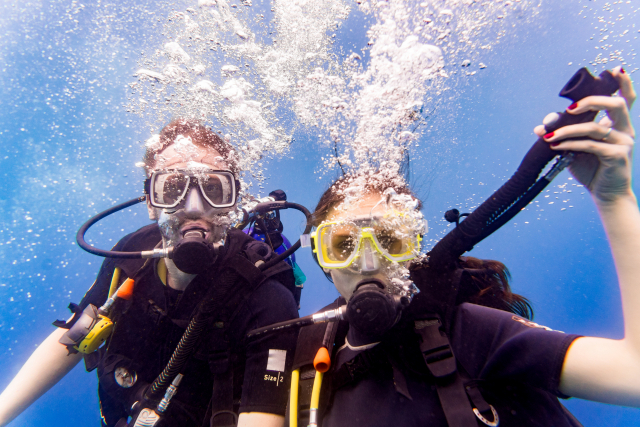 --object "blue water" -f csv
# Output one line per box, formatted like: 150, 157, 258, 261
1, 0, 639, 425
